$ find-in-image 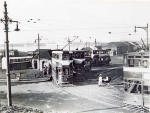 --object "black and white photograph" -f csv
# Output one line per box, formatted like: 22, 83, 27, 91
0, 0, 150, 113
